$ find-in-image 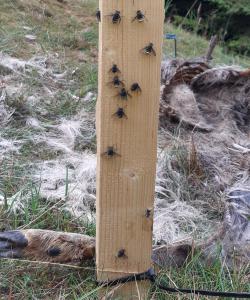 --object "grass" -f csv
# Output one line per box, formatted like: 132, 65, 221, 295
0, 177, 97, 298
163, 24, 250, 67
154, 255, 250, 299
0, 260, 97, 300
0, 238, 249, 299
0, 0, 249, 299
